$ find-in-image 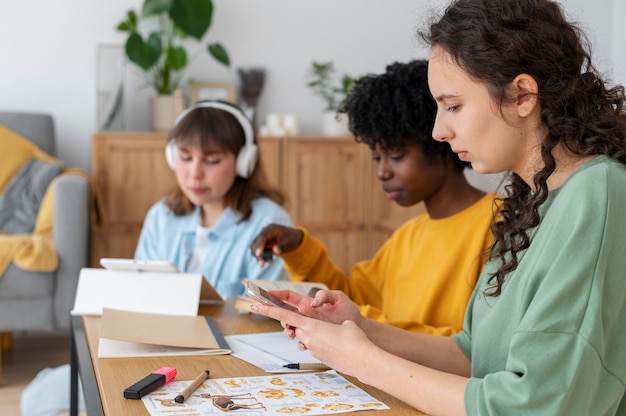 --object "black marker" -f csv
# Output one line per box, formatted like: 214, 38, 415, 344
124, 367, 177, 399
